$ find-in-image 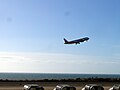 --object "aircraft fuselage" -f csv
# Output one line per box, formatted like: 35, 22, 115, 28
64, 37, 89, 45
